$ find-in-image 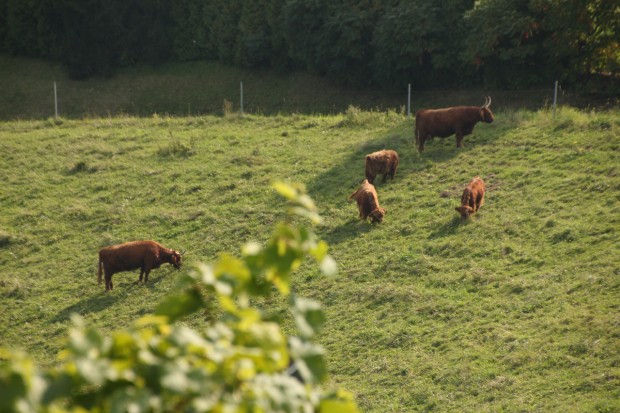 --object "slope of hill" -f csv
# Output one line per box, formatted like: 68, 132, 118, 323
0, 107, 618, 412
2, 55, 613, 121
